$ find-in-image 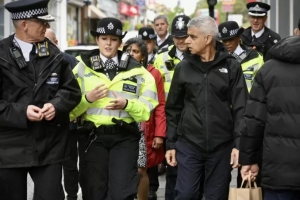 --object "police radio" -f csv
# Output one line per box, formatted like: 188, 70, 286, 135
119, 51, 130, 70
10, 47, 27, 69
90, 55, 102, 70
165, 60, 175, 70
37, 41, 50, 57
